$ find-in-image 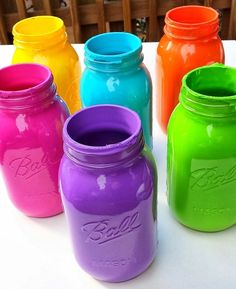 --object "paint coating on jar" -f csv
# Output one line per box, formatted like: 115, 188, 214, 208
60, 105, 157, 282
0, 63, 69, 217
12, 16, 81, 114
80, 32, 153, 149
168, 64, 236, 232
157, 5, 224, 133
